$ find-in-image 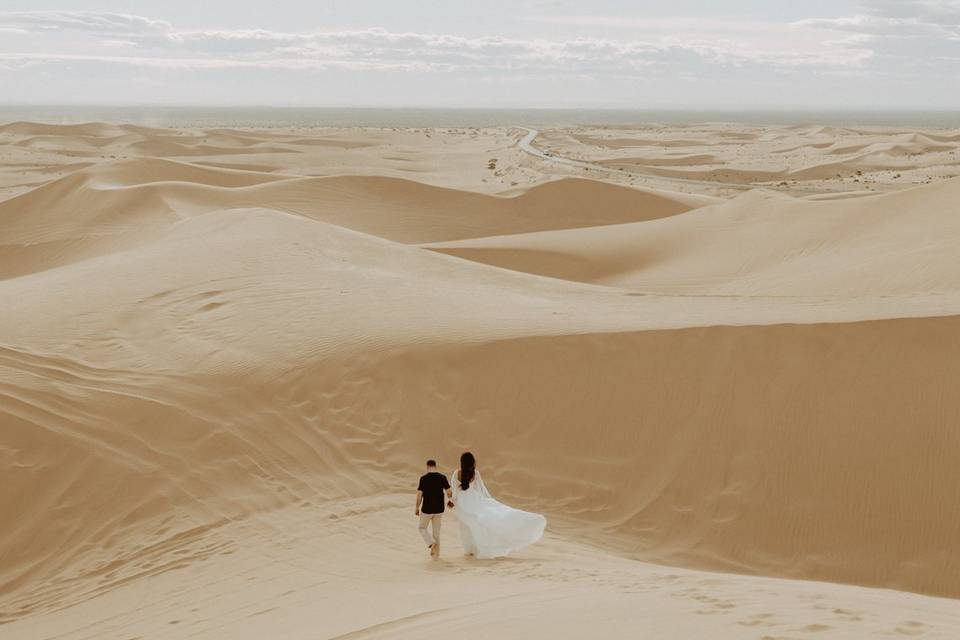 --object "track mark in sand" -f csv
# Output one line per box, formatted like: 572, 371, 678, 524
894, 620, 928, 636
737, 612, 777, 627
327, 607, 459, 639
831, 607, 864, 622
694, 599, 738, 615
327, 591, 575, 639
813, 603, 866, 623
674, 586, 740, 616
143, 289, 175, 303
800, 623, 832, 632
193, 289, 226, 300
1, 519, 237, 624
